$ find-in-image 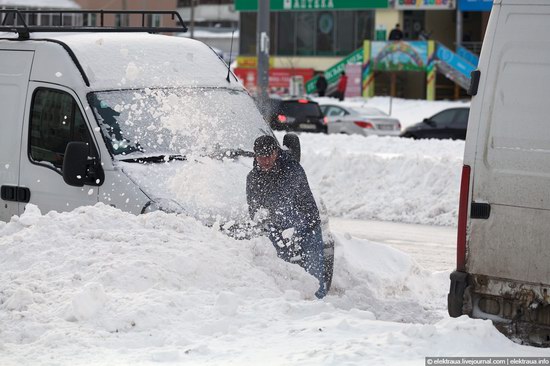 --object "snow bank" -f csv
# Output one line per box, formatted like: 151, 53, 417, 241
1, 205, 548, 364
277, 132, 464, 226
